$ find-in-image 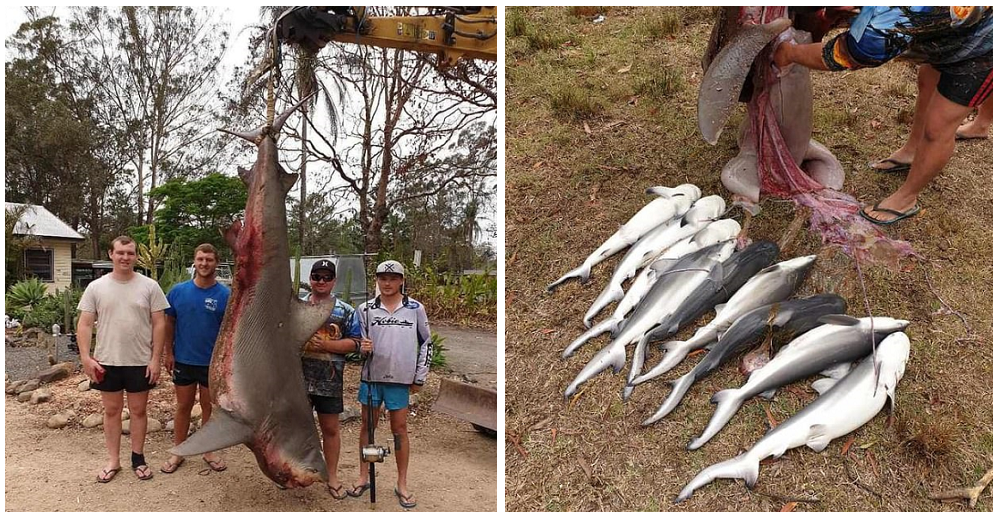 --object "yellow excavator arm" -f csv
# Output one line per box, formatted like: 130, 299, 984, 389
274, 6, 497, 66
